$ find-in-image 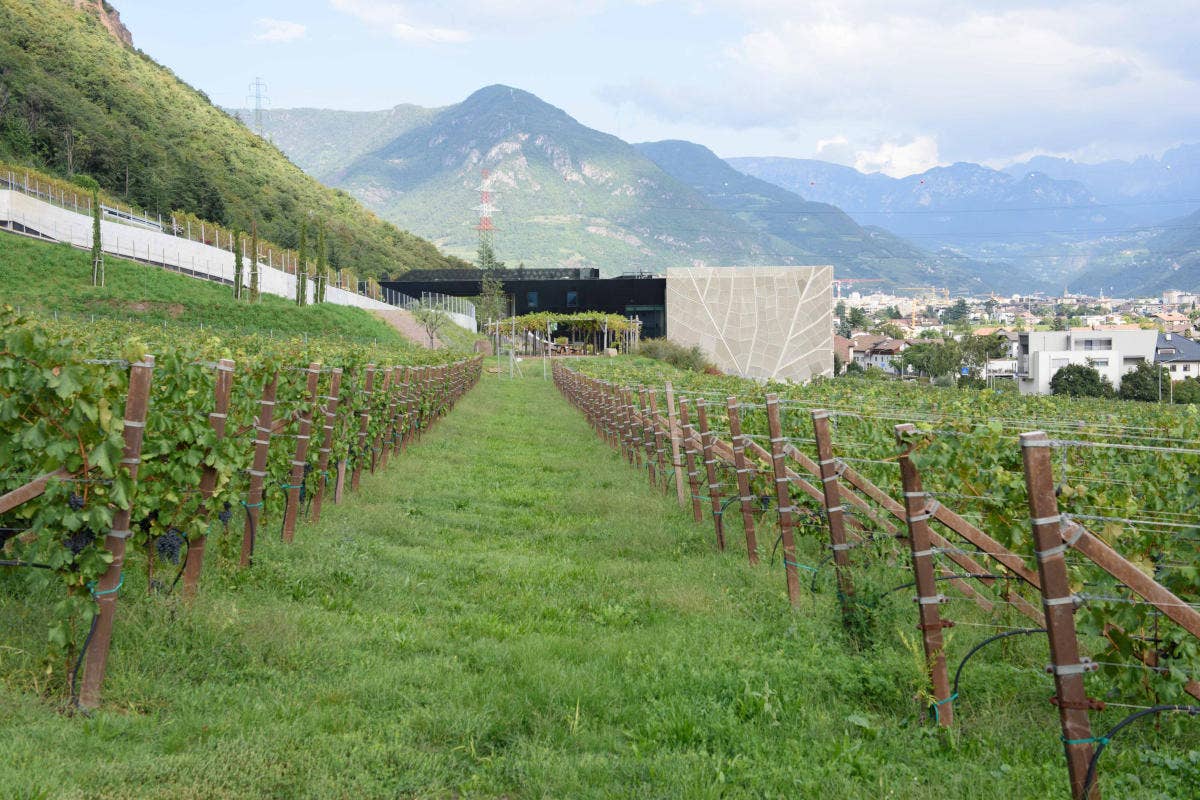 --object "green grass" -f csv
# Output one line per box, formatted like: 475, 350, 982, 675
2, 373, 1197, 798
0, 233, 422, 347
